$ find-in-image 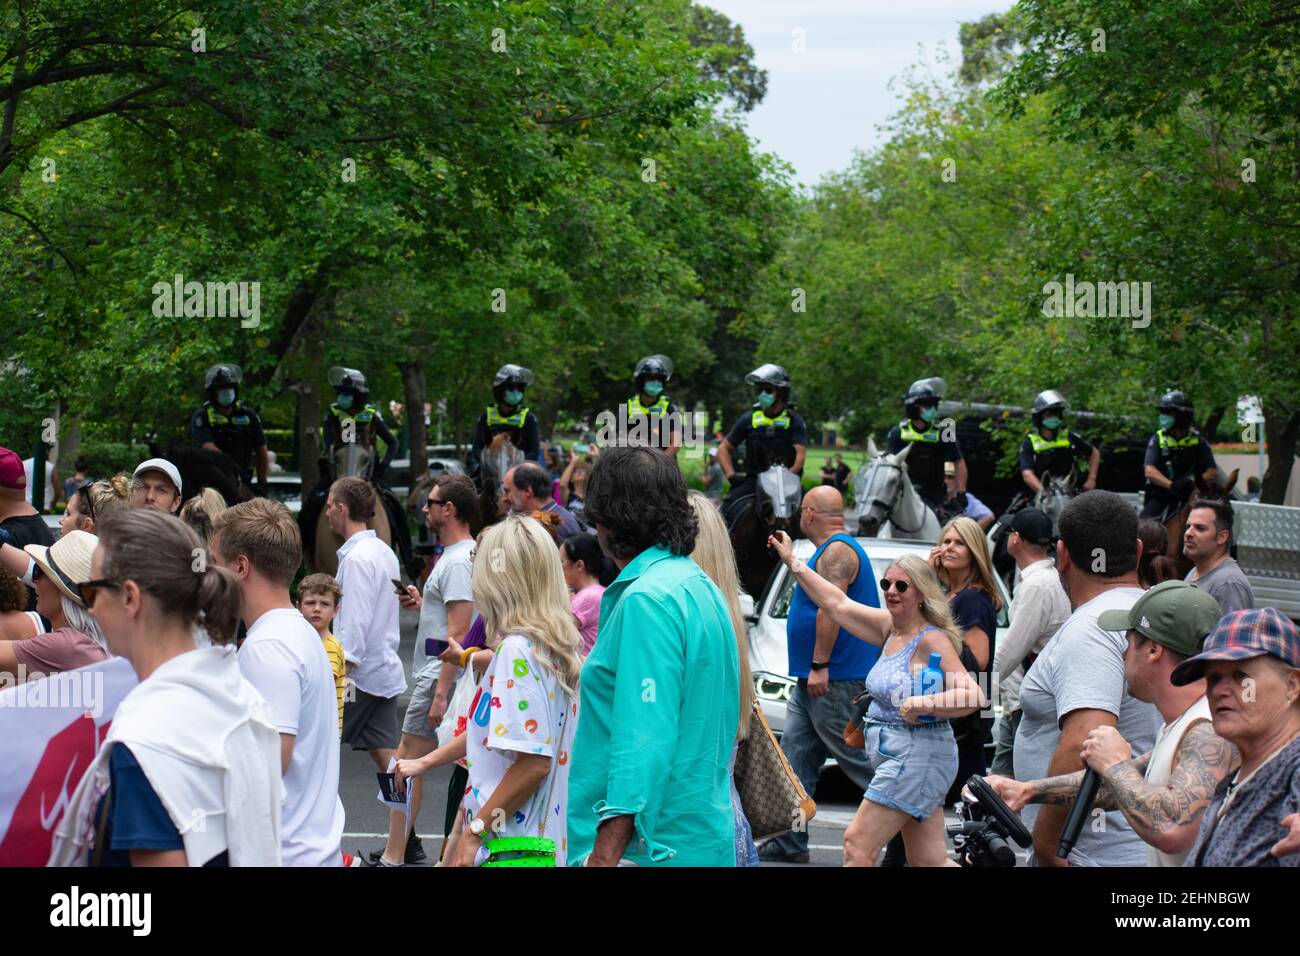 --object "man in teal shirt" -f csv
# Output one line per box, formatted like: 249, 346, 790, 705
568, 446, 740, 866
